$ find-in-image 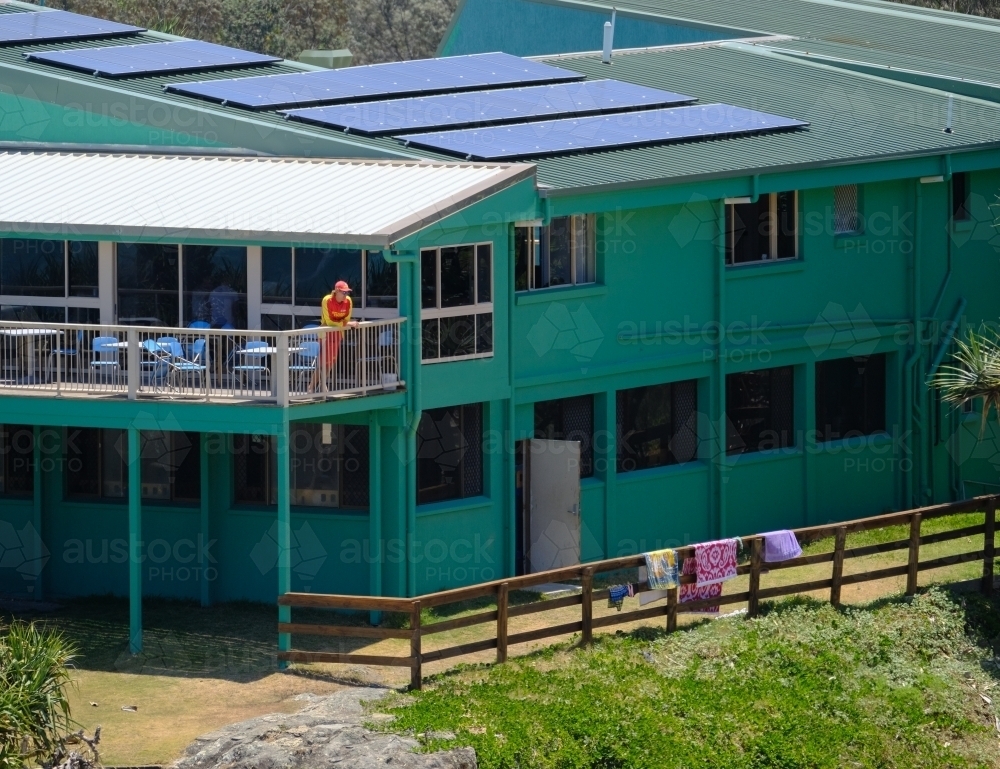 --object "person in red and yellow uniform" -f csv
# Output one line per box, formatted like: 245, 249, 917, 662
310, 280, 357, 392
